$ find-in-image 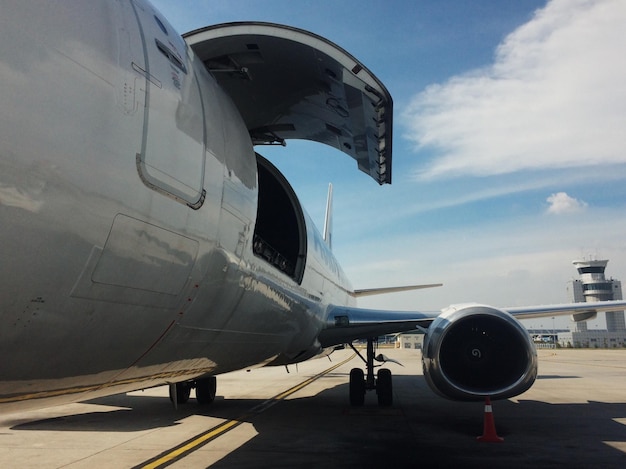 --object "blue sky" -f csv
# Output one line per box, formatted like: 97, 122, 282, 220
152, 0, 626, 329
